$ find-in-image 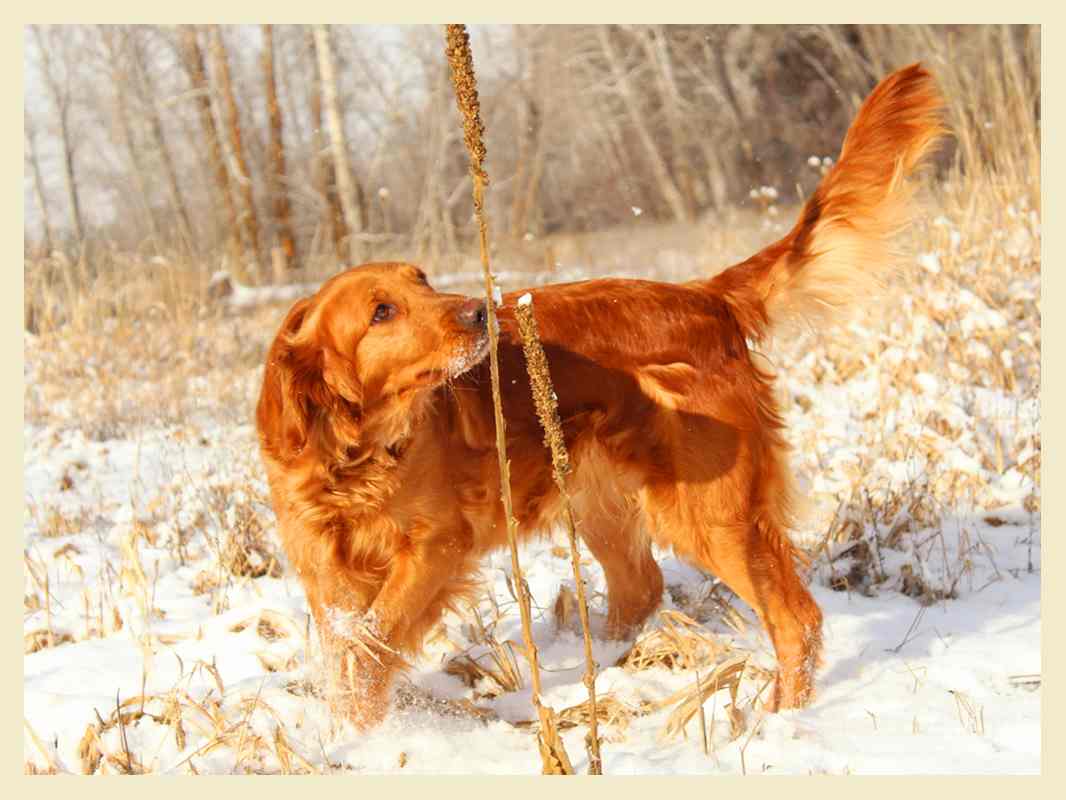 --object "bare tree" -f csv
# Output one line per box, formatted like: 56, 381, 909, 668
97, 26, 164, 247
23, 25, 1040, 265
31, 25, 86, 247
180, 25, 243, 267
261, 24, 298, 271
127, 27, 196, 249
306, 27, 346, 260
25, 114, 54, 256
411, 51, 459, 259
596, 26, 691, 224
210, 25, 262, 273
313, 24, 365, 264
508, 26, 548, 238
637, 25, 698, 217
